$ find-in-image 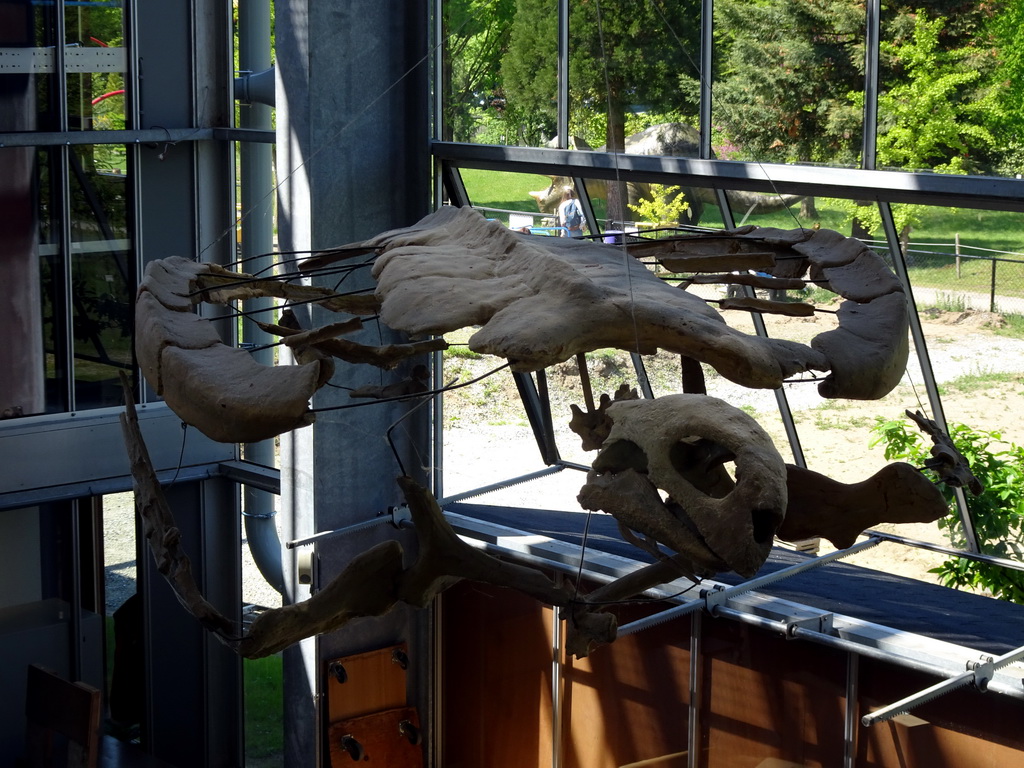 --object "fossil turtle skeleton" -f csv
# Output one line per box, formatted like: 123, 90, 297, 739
125, 205, 968, 658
